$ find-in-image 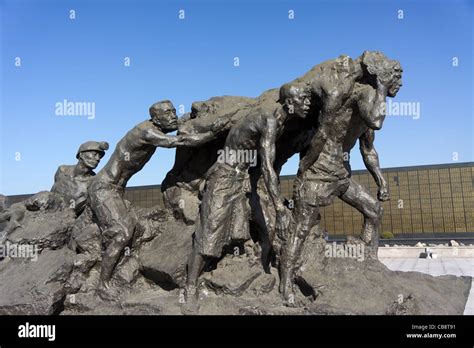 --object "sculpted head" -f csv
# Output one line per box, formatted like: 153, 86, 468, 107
385, 61, 403, 97
149, 100, 178, 133
279, 82, 311, 118
76, 141, 109, 170
360, 51, 403, 97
